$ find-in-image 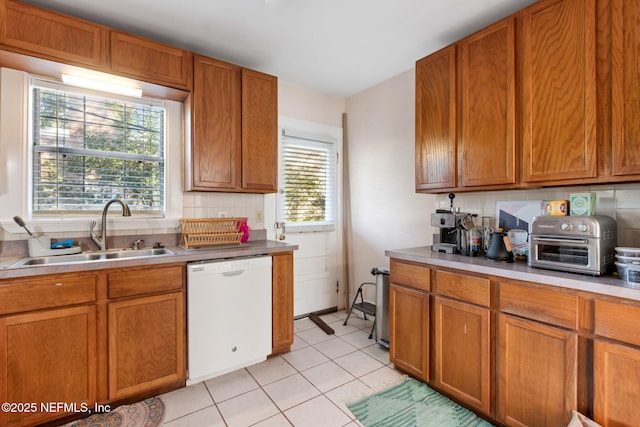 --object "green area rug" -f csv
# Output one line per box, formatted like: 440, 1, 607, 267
347, 378, 493, 427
